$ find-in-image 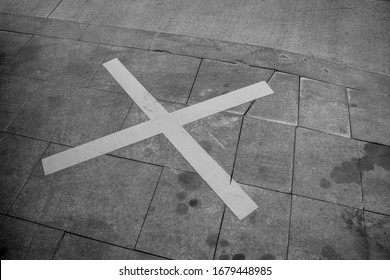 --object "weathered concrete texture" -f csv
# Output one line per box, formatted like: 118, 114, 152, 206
234, 118, 295, 193
5, 36, 110, 86
0, 215, 63, 260
7, 82, 131, 146
0, 0, 61, 17
294, 128, 362, 208
151, 33, 276, 69
49, 0, 390, 76
215, 185, 290, 260
365, 212, 390, 260
0, 31, 31, 71
247, 72, 299, 125
359, 142, 390, 216
299, 78, 350, 137
88, 46, 200, 104
188, 60, 273, 114
0, 12, 87, 40
81, 24, 155, 50
9, 144, 162, 249
0, 74, 41, 130
275, 51, 390, 97
349, 89, 390, 146
54, 234, 163, 260
113, 101, 242, 174
0, 132, 48, 213
136, 168, 224, 259
289, 196, 367, 260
